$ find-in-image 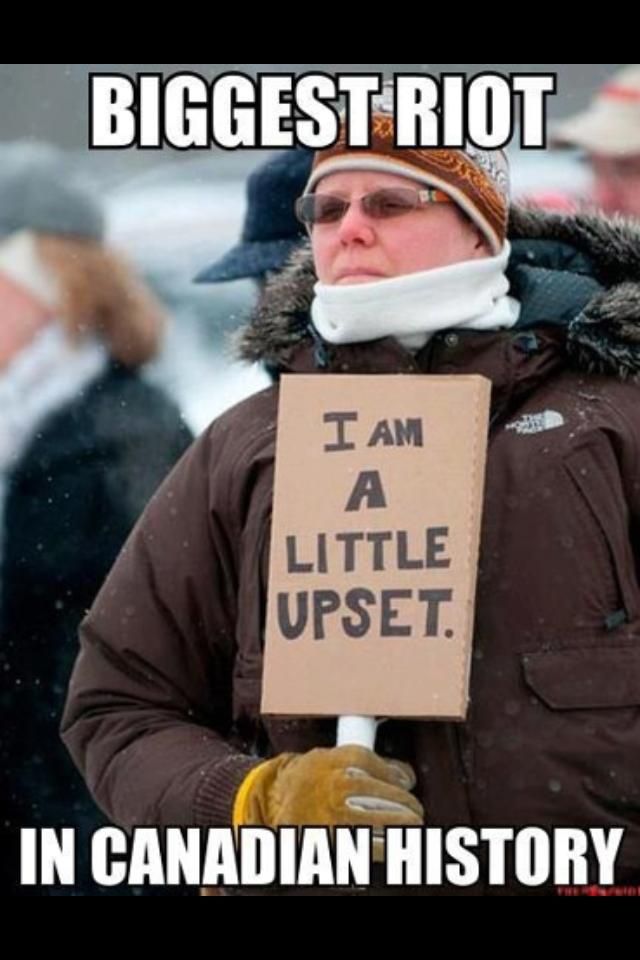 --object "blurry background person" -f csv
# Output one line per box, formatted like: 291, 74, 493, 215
190, 148, 313, 413
195, 147, 312, 289
552, 64, 640, 217
0, 143, 192, 894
